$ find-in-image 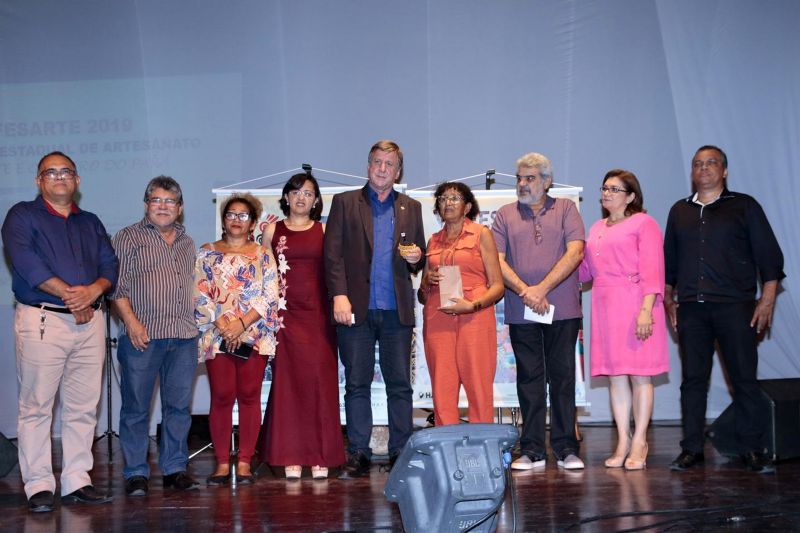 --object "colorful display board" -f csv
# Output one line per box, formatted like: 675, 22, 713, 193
214, 182, 586, 424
